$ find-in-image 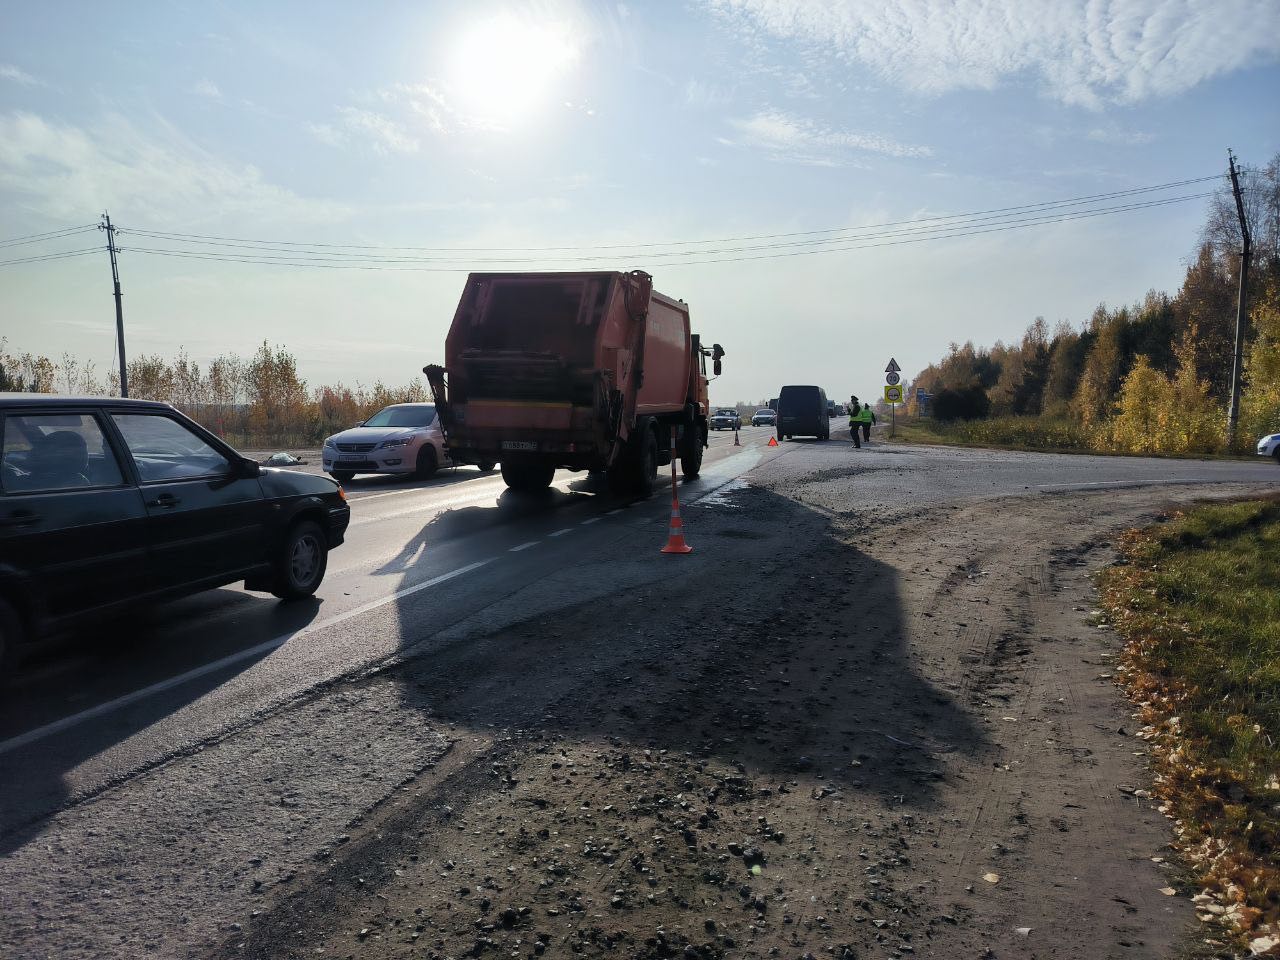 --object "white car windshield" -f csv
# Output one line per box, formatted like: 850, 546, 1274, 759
363, 406, 436, 428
